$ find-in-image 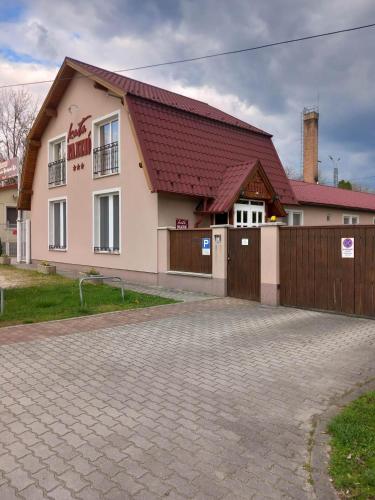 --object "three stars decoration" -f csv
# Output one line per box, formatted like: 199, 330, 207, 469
73, 163, 85, 171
